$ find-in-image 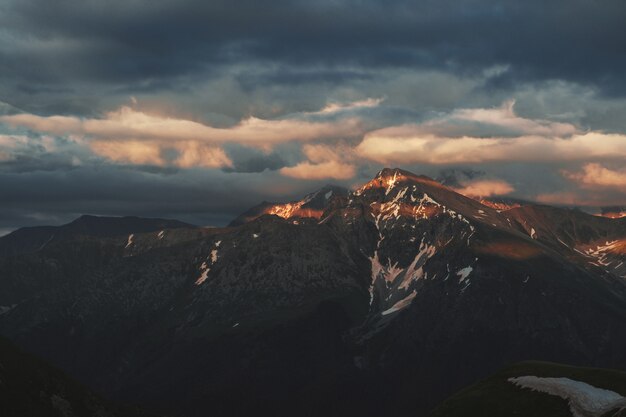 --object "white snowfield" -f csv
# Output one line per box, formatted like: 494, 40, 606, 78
508, 376, 626, 417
